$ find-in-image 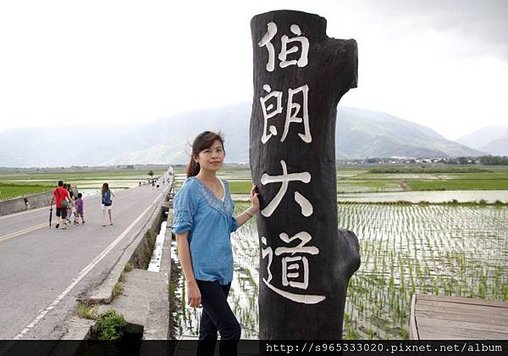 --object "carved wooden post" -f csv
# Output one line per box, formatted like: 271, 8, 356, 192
250, 10, 361, 339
